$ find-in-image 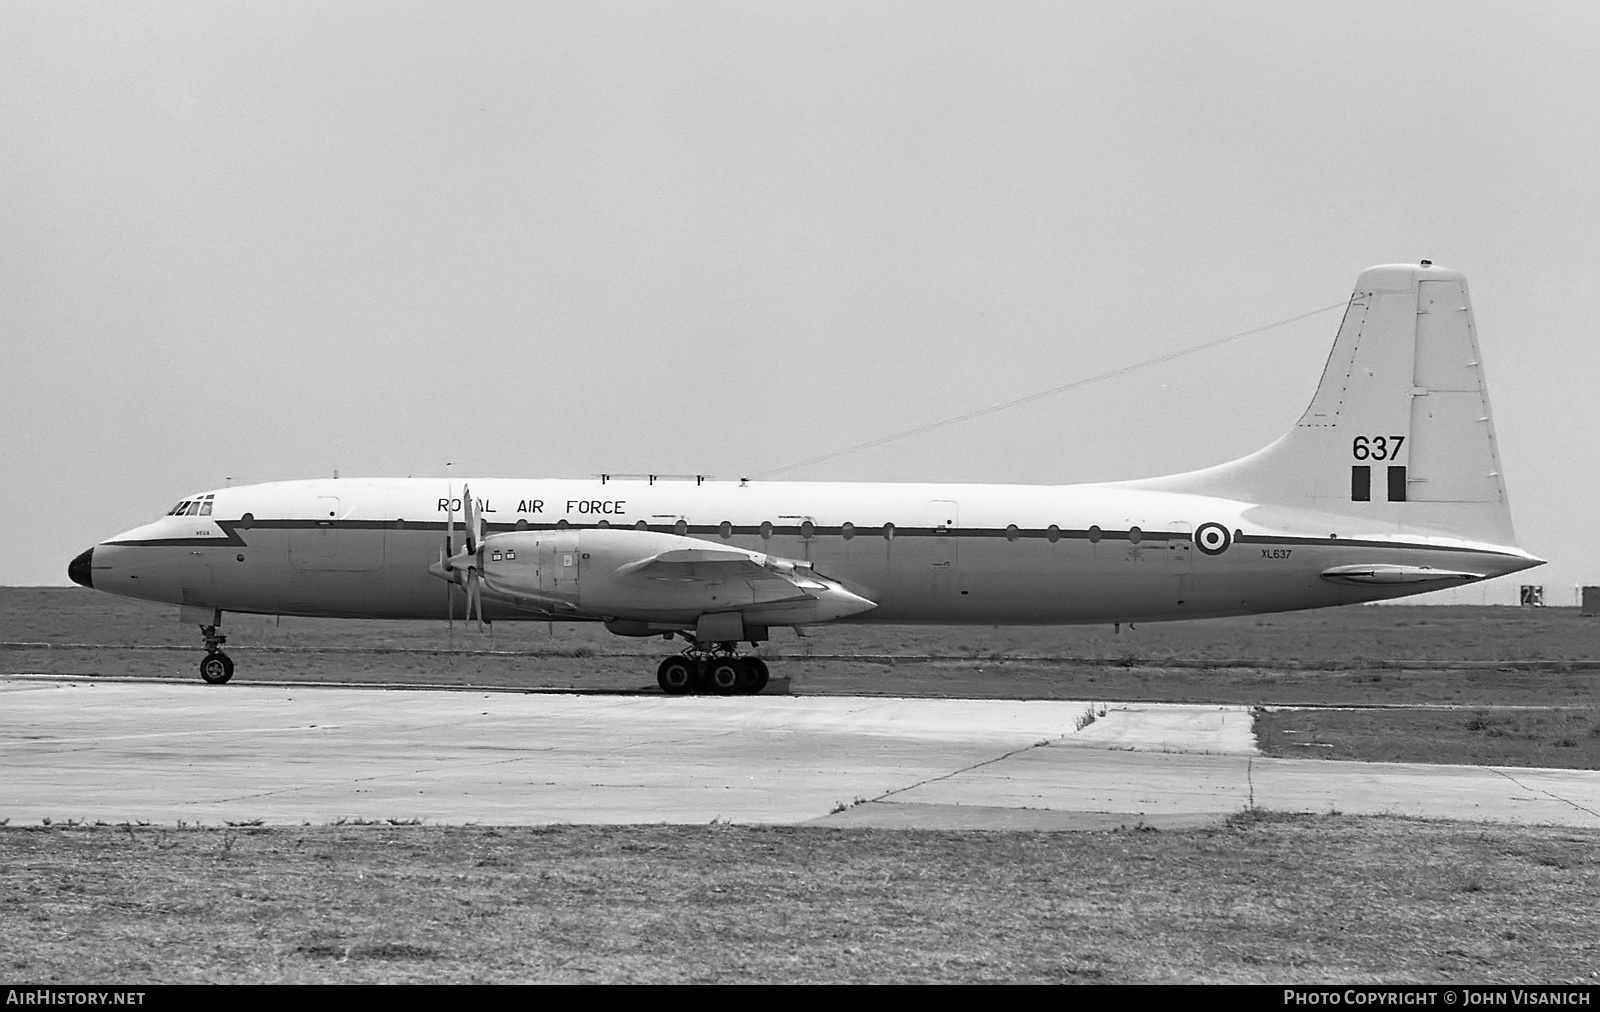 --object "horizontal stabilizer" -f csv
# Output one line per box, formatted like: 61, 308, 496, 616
1320, 564, 1484, 586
